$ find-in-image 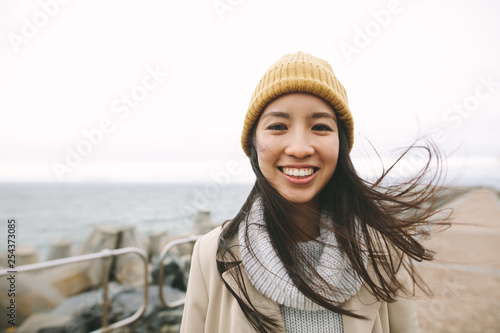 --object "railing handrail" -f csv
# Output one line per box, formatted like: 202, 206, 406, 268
0, 247, 149, 333
158, 235, 201, 308
0, 236, 202, 330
